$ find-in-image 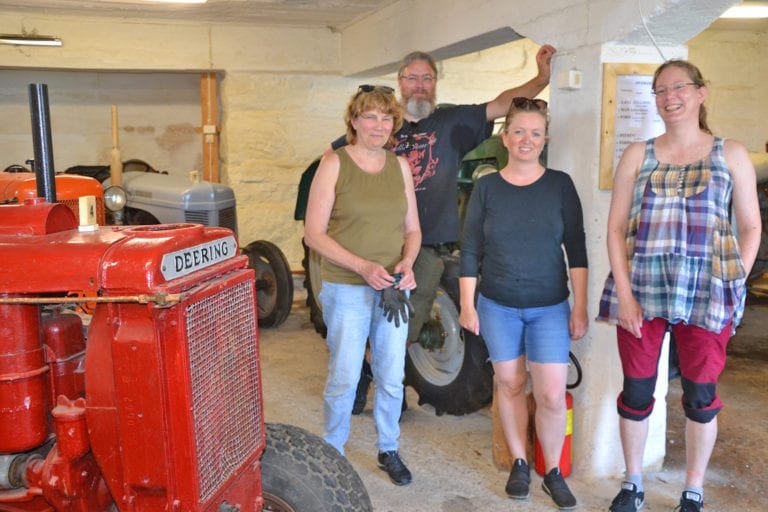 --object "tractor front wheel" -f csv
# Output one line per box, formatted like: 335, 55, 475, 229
261, 423, 372, 511
302, 240, 327, 337
243, 240, 294, 328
